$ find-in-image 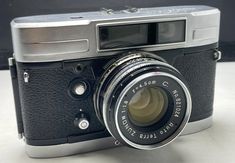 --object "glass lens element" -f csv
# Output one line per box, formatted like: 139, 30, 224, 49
128, 87, 168, 127
158, 20, 185, 43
